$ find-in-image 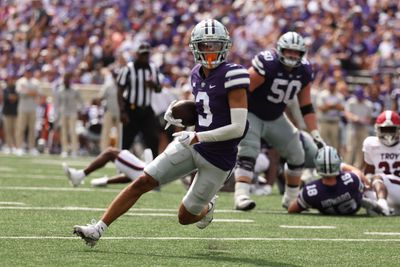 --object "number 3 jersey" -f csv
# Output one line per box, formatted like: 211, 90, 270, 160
297, 172, 364, 215
190, 62, 250, 171
250, 49, 313, 121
